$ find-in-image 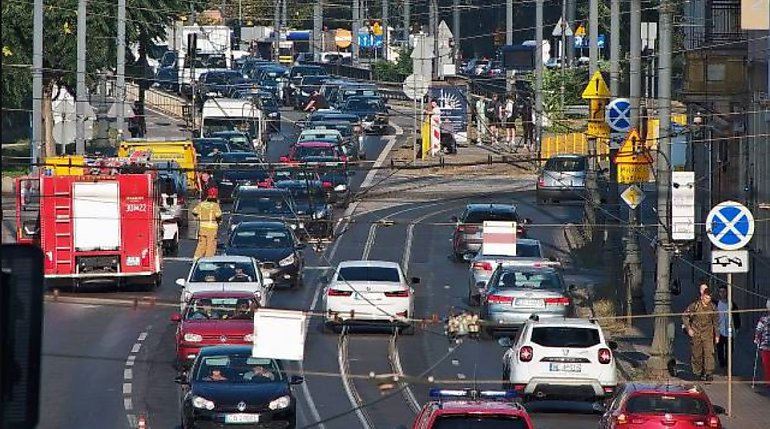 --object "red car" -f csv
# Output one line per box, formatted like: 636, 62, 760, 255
597, 383, 725, 429
279, 141, 347, 163
171, 291, 258, 368
411, 389, 534, 429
